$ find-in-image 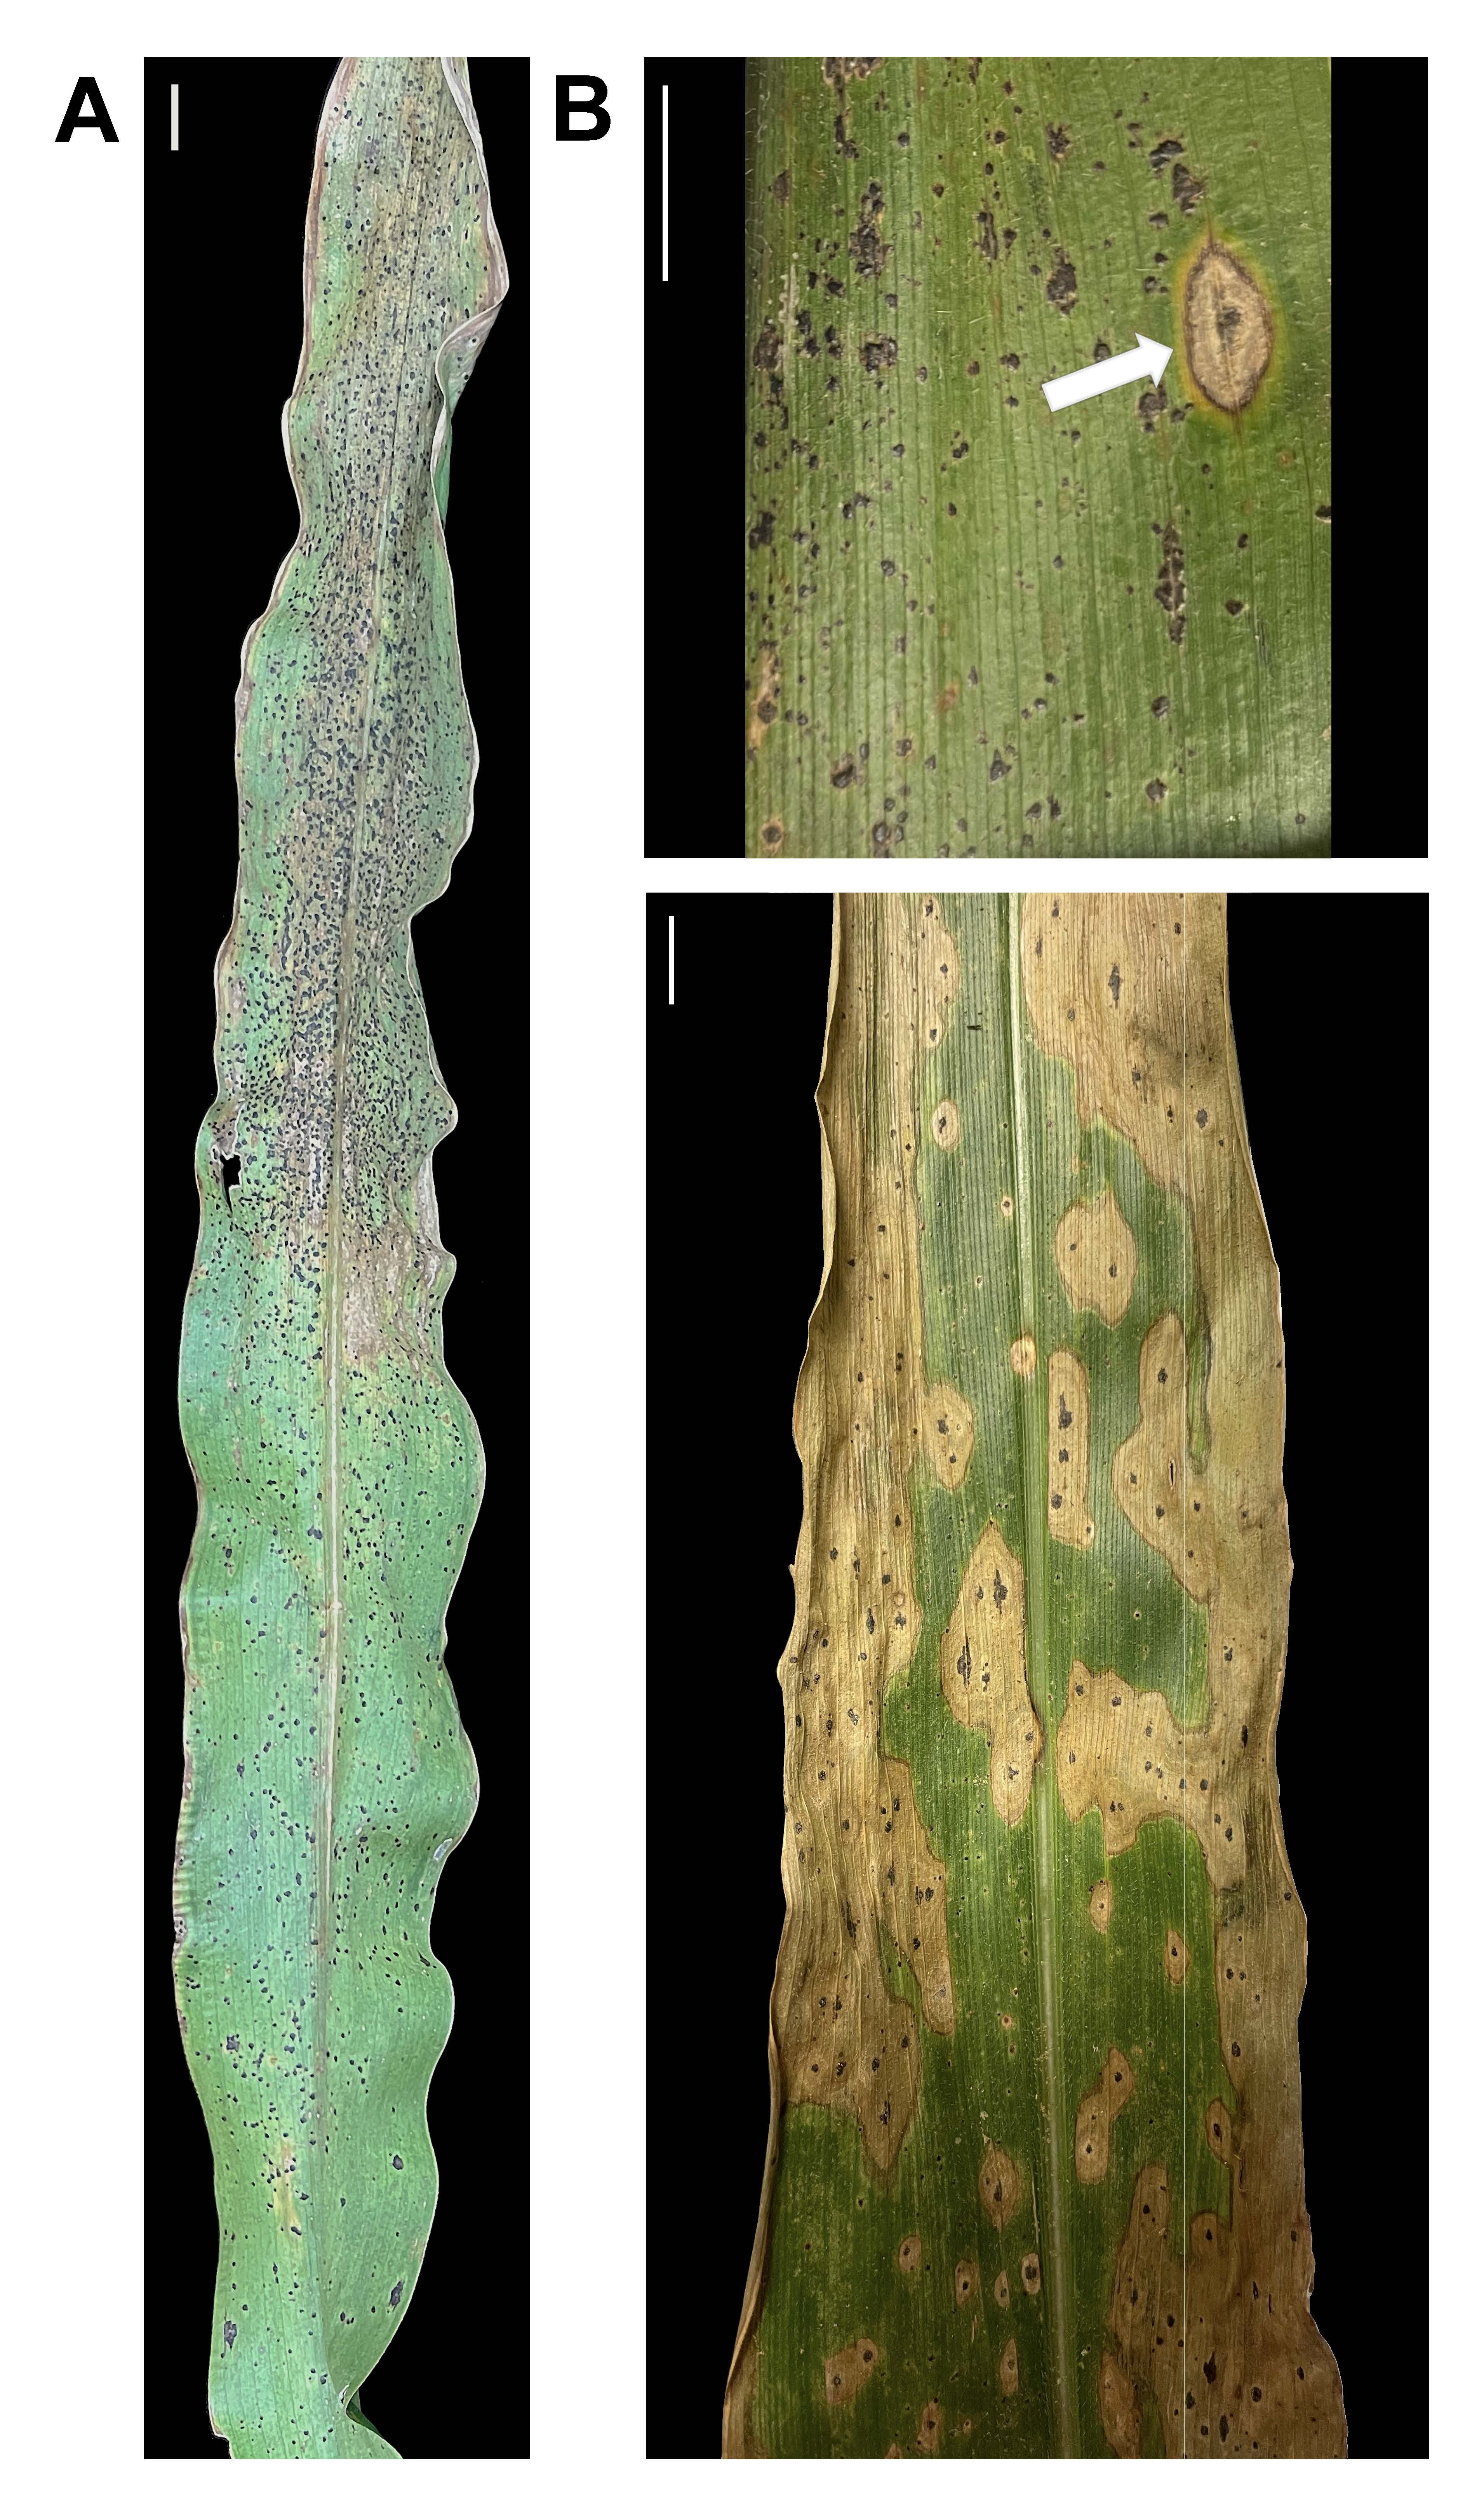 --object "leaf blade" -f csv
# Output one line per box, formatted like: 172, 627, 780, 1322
744, 58, 1331, 857
174, 56, 505, 2458
725, 893, 1343, 2458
